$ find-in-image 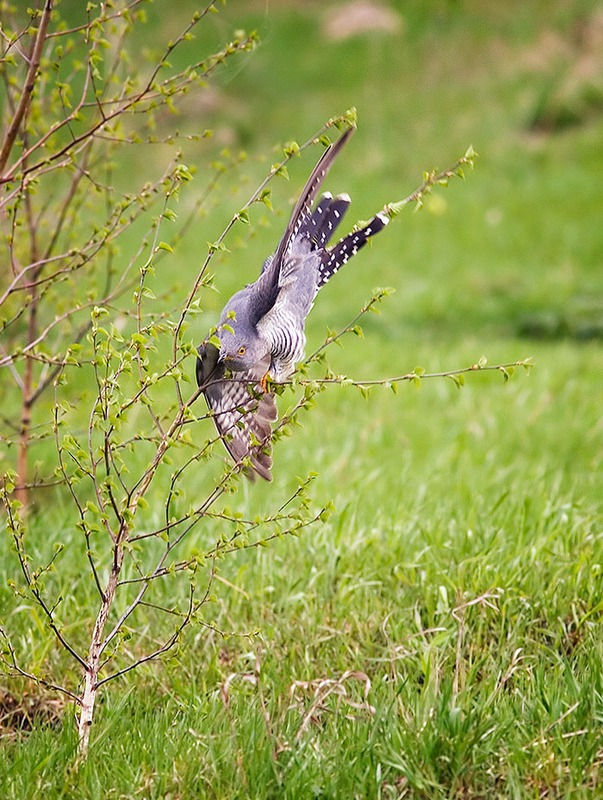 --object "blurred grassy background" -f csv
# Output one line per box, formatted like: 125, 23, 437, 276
167, 0, 603, 504
174, 0, 603, 336
2, 1, 603, 796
